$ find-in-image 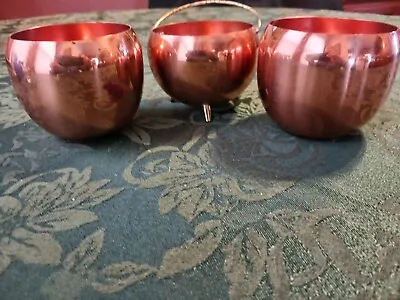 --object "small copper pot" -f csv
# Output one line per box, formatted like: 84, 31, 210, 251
148, 0, 261, 122
257, 16, 400, 139
5, 22, 144, 140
